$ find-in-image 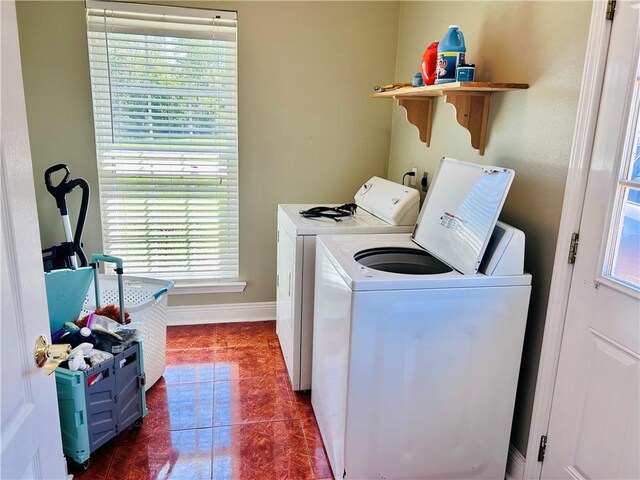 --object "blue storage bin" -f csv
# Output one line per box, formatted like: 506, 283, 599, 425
45, 267, 94, 333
